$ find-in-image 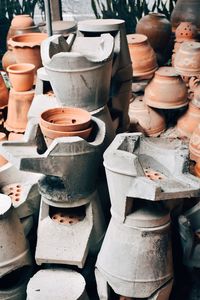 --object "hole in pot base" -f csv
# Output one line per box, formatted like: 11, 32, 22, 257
49, 205, 86, 225
1, 183, 22, 205
144, 168, 166, 181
